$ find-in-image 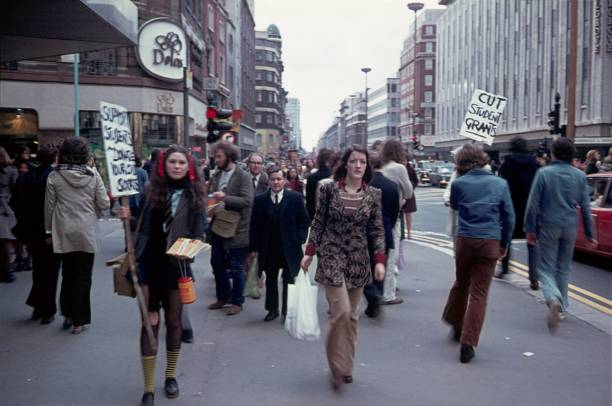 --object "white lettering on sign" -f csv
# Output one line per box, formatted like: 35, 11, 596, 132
459, 89, 507, 146
100, 101, 139, 197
